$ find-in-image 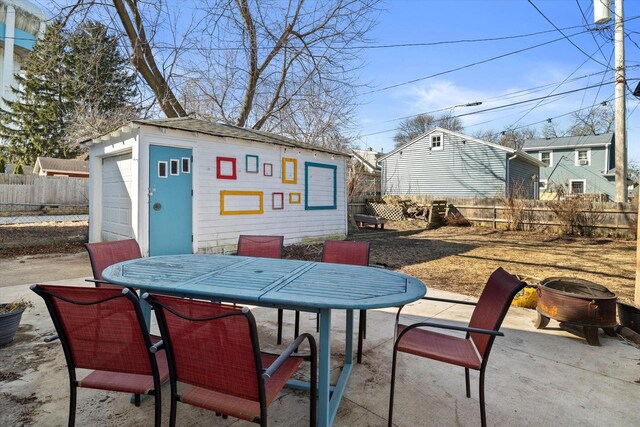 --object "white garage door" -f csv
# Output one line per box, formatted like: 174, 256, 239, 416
102, 153, 134, 241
